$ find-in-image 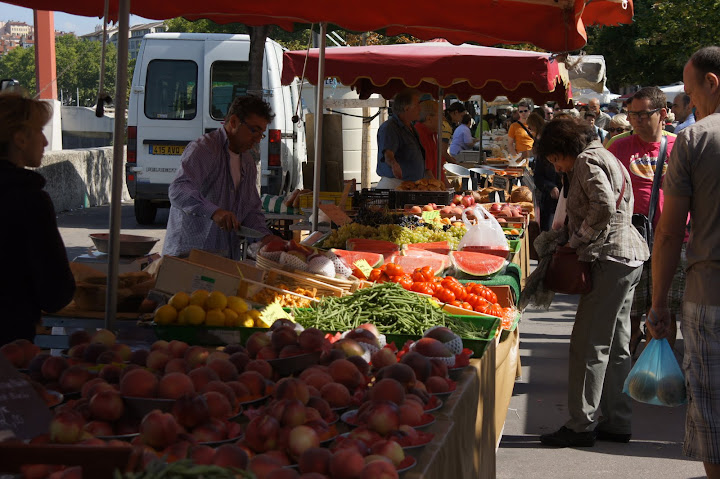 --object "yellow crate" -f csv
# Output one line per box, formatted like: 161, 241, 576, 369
298, 192, 354, 211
